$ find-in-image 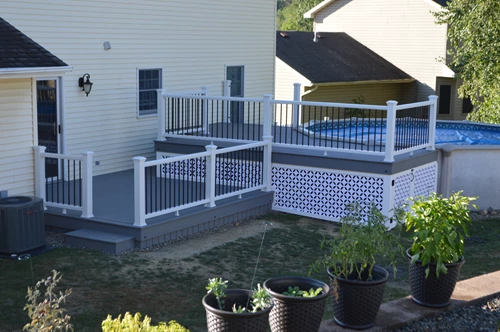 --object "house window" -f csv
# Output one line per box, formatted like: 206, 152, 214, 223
462, 97, 473, 114
138, 68, 162, 116
438, 85, 451, 115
